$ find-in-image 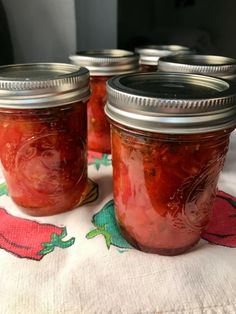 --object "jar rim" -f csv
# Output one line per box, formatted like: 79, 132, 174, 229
105, 72, 236, 134
0, 63, 90, 109
158, 54, 236, 77
69, 49, 139, 75
135, 45, 193, 65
